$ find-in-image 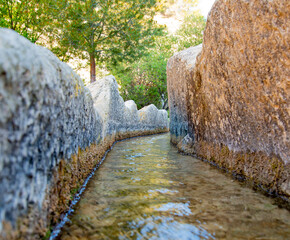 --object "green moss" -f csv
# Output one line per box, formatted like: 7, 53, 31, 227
70, 184, 80, 199
42, 227, 52, 240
